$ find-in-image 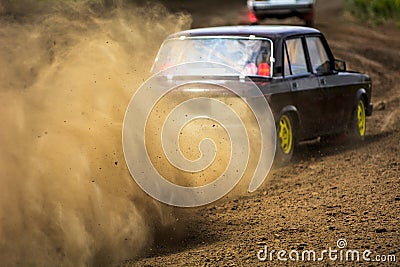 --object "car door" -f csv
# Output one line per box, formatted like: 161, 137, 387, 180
282, 36, 322, 139
305, 35, 348, 134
